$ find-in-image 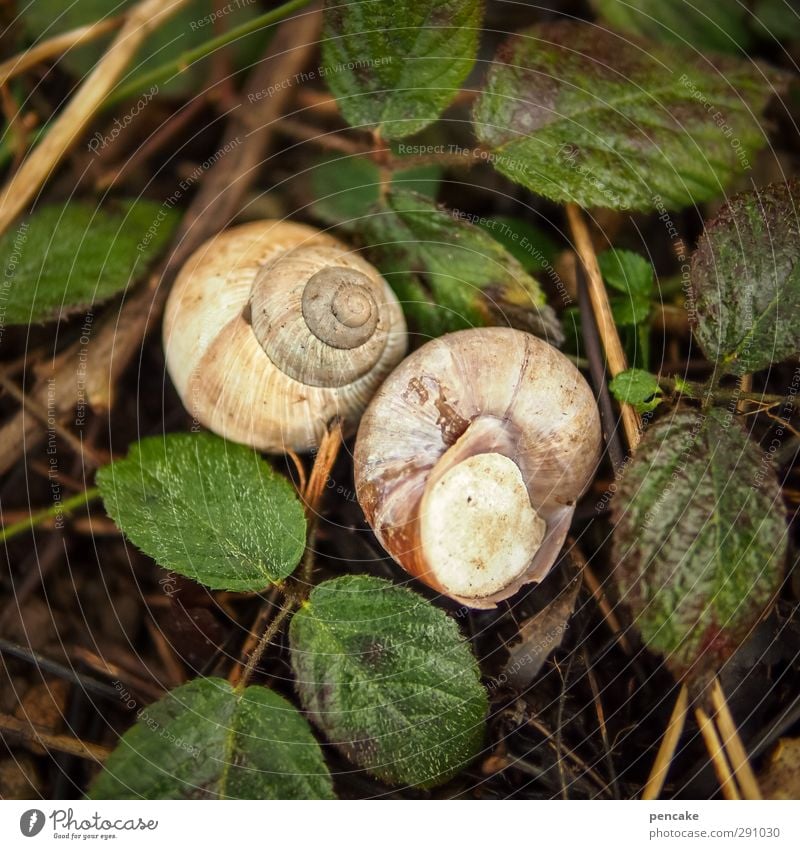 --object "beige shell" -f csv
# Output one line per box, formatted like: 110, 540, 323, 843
354, 327, 602, 609
163, 220, 407, 453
